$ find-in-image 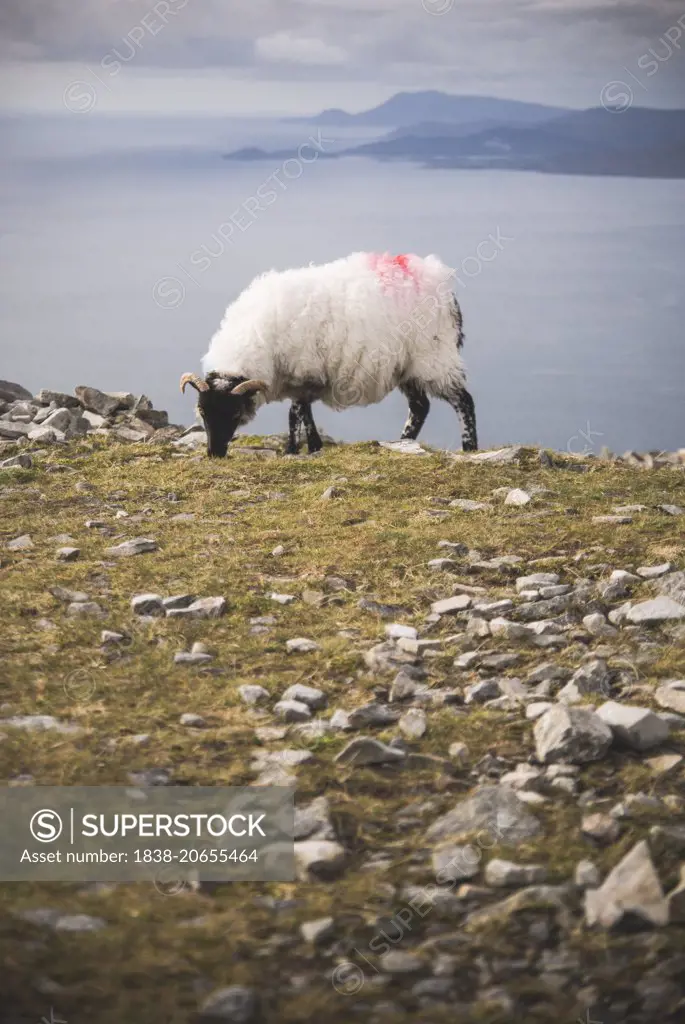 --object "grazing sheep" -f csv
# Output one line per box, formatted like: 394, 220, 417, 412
180, 251, 477, 457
